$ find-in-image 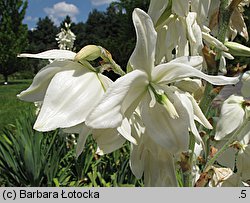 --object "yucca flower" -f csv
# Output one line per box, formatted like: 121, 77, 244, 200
18, 48, 128, 155
56, 22, 76, 50
129, 110, 177, 186
214, 95, 250, 182
86, 8, 239, 154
